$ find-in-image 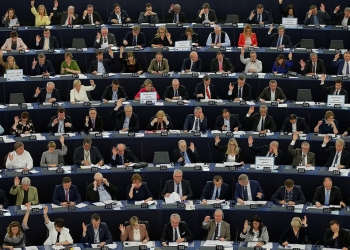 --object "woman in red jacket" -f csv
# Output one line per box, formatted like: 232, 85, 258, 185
238, 24, 258, 47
